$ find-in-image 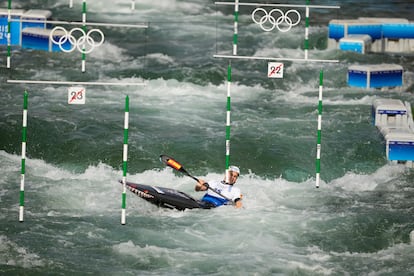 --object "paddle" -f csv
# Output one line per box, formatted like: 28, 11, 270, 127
159, 154, 234, 203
